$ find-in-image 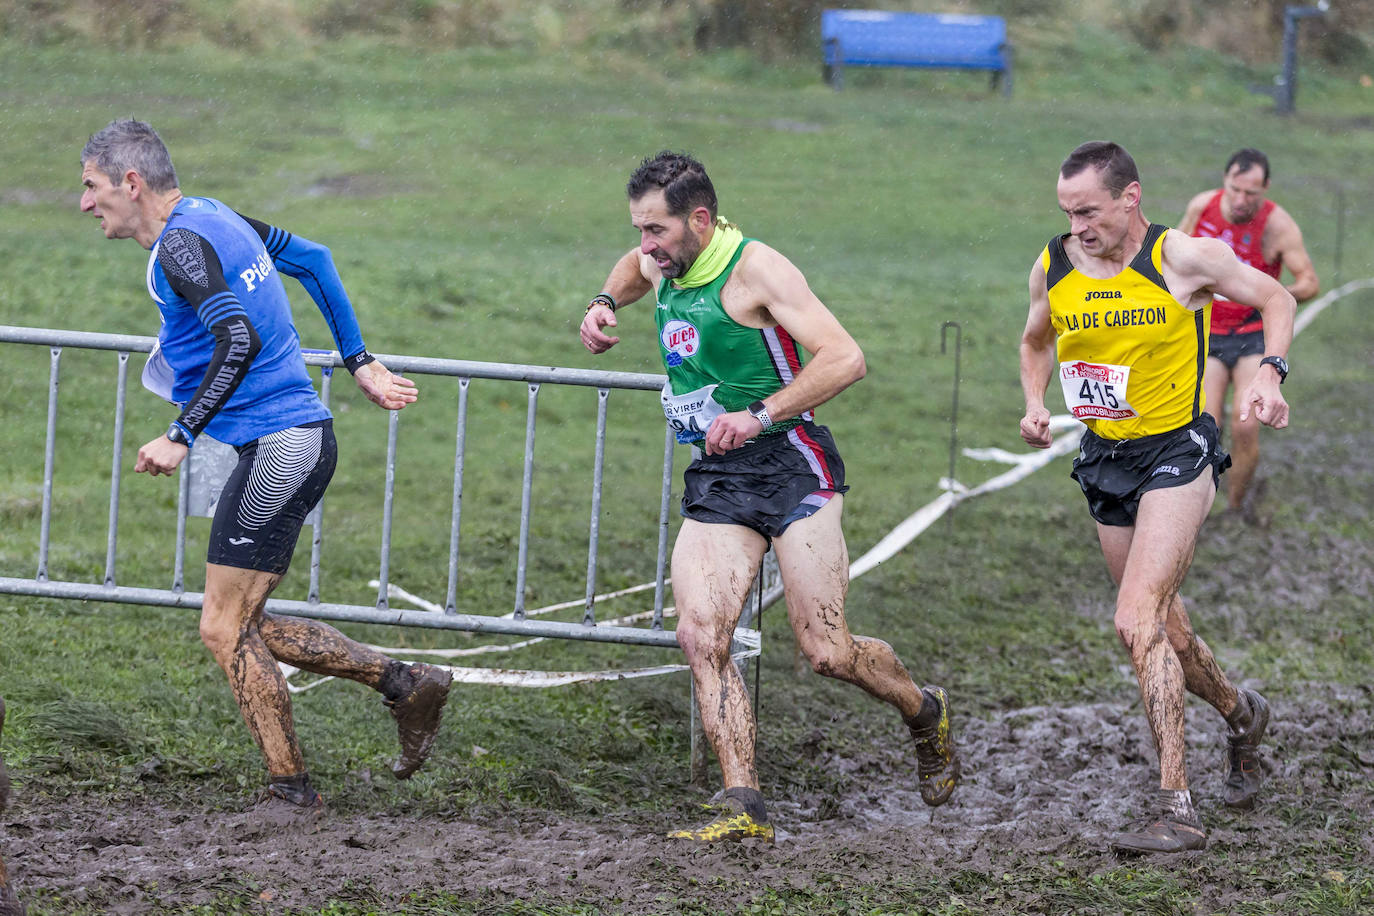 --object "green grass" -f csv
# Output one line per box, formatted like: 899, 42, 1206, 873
1, 28, 1373, 916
